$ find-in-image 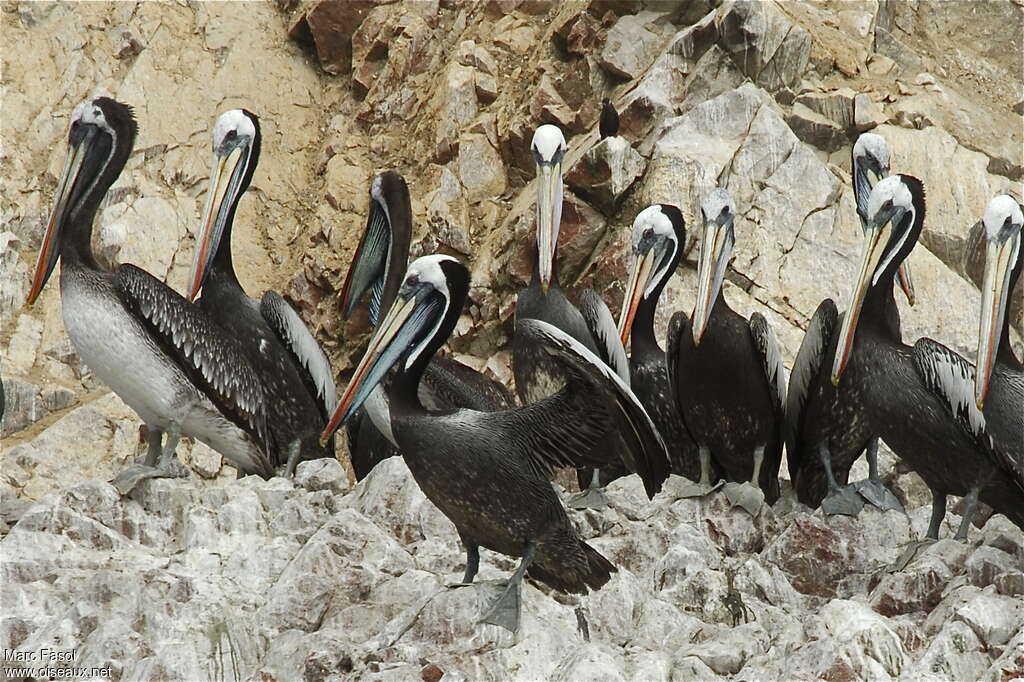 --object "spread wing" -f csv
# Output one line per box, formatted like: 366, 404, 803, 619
578, 288, 630, 385
466, 319, 670, 499
784, 299, 837, 479
259, 290, 338, 422
113, 264, 271, 472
